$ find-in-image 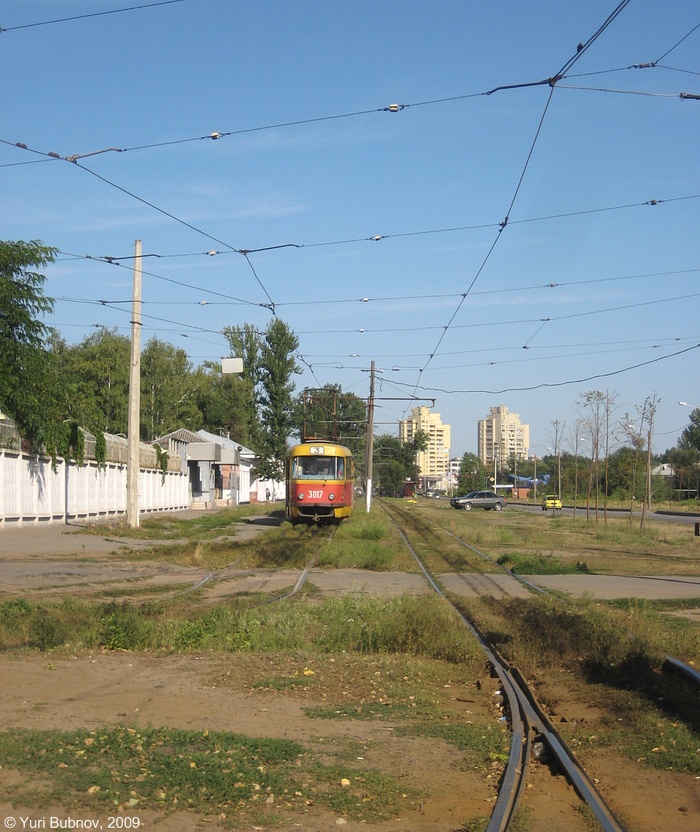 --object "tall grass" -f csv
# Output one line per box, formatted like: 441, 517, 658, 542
456, 593, 700, 757
496, 552, 592, 575
463, 594, 699, 677
315, 509, 417, 571
0, 595, 483, 667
